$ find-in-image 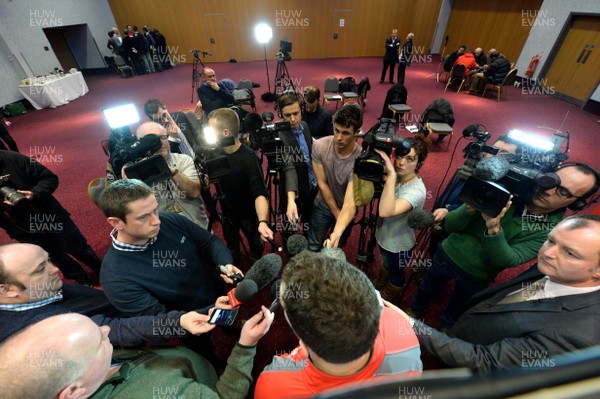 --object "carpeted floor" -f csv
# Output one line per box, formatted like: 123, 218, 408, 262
2, 56, 599, 393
